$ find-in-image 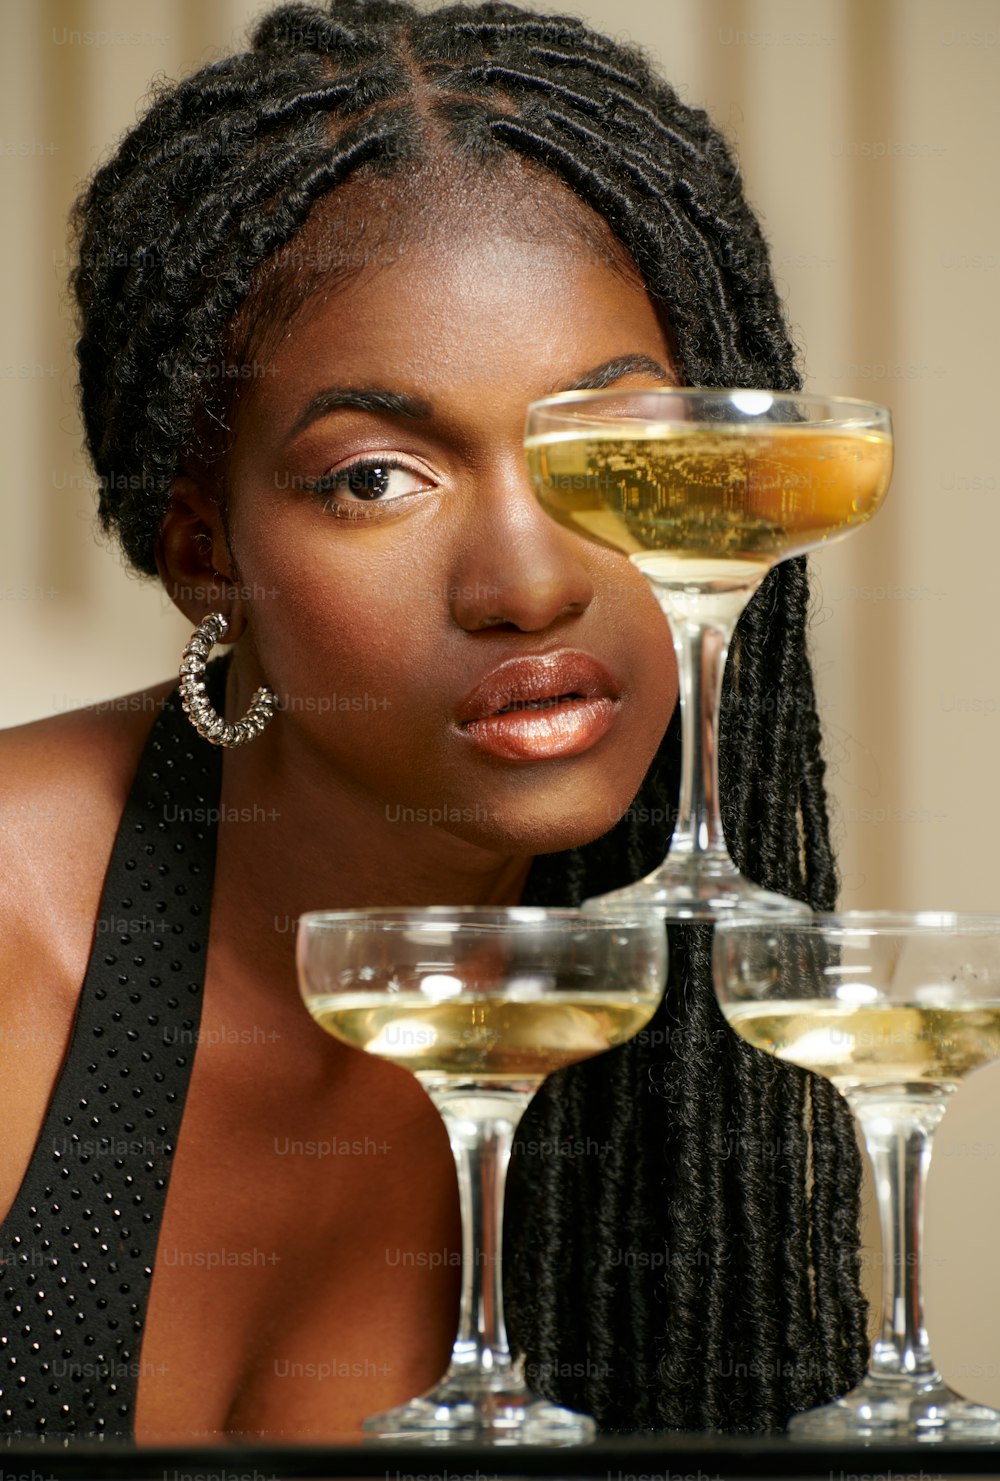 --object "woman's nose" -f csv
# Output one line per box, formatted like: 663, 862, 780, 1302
448, 464, 596, 633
